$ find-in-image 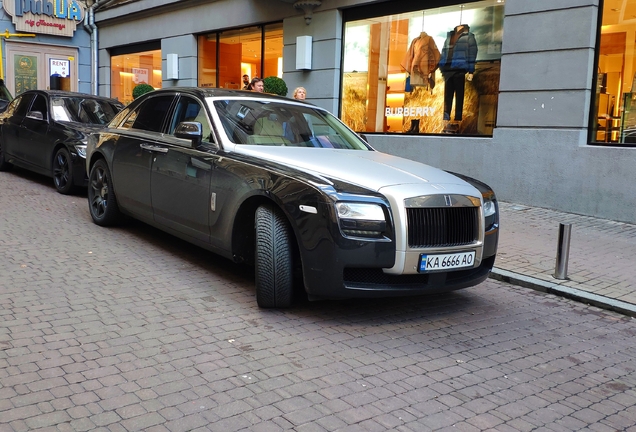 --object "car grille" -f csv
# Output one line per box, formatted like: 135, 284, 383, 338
407, 207, 479, 248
